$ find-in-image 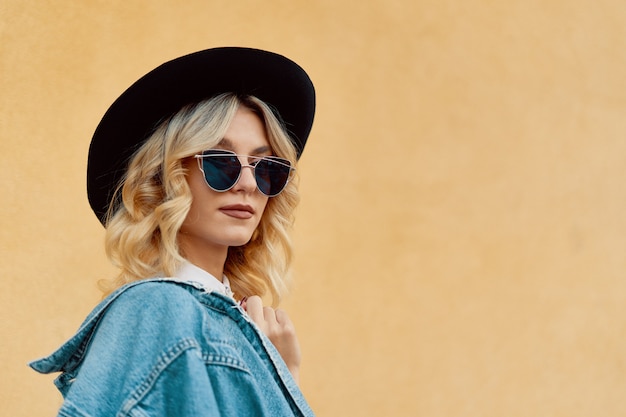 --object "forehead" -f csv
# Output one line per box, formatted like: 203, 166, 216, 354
215, 107, 271, 155
216, 138, 271, 156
